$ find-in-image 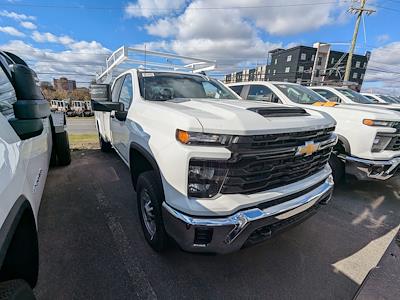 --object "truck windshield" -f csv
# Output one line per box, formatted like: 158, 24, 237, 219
274, 83, 327, 104
378, 95, 400, 103
138, 72, 237, 101
335, 88, 373, 104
